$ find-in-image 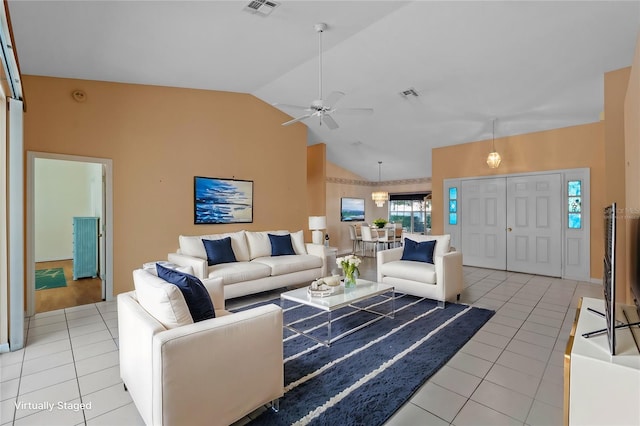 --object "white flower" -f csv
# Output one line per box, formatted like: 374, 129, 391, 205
336, 254, 361, 266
